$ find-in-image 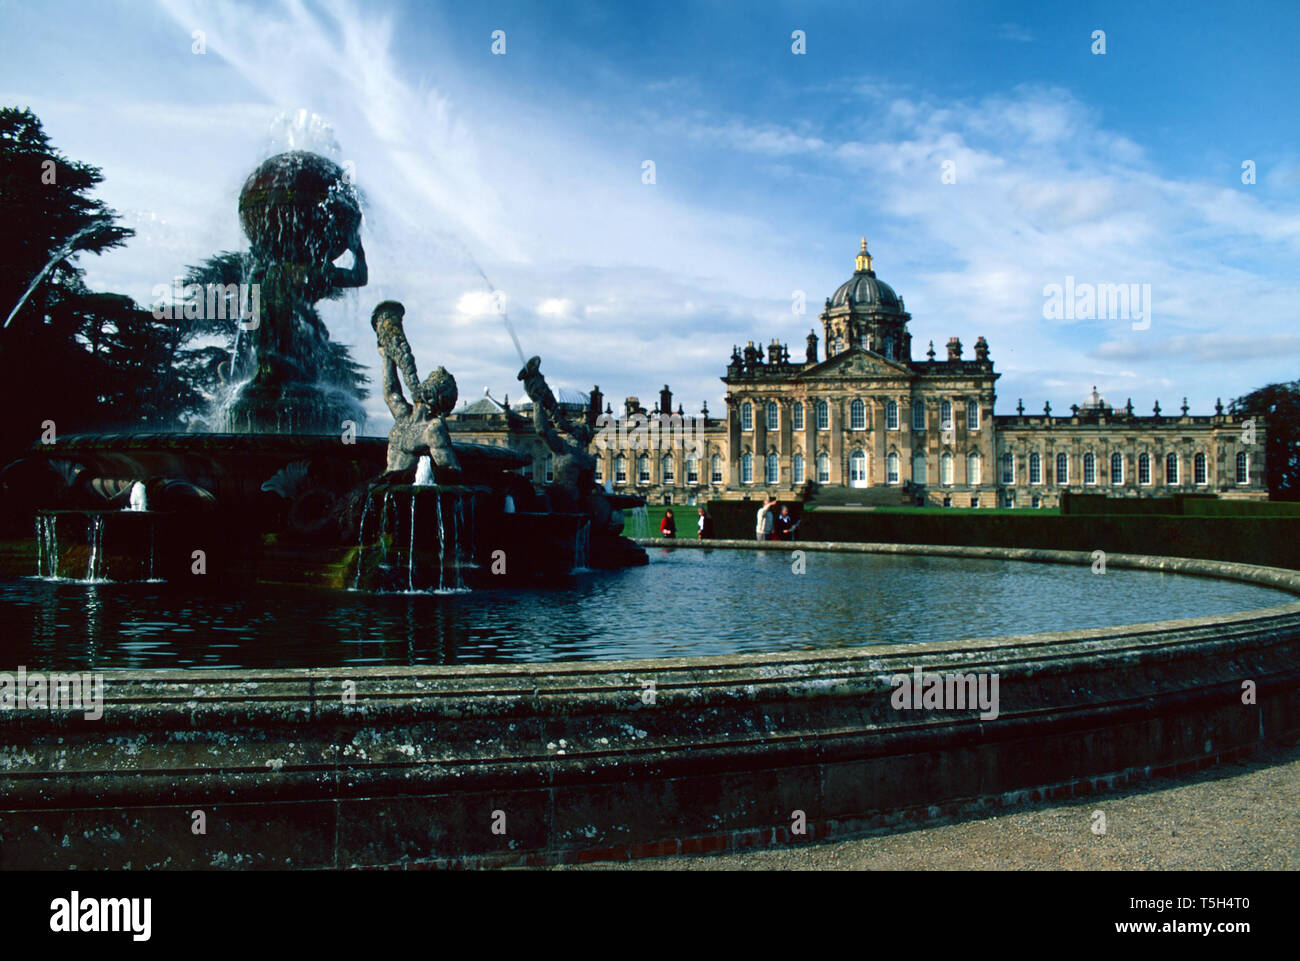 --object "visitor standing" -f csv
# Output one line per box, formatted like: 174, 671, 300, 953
774, 505, 799, 540
697, 507, 714, 539
755, 495, 777, 541
660, 509, 676, 538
